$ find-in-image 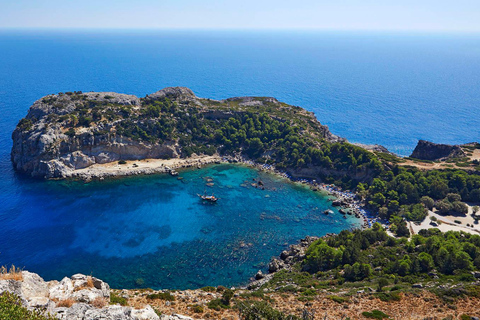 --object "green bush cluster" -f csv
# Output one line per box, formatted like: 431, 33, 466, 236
304, 226, 480, 280
0, 292, 56, 320
236, 300, 300, 320
361, 166, 480, 221
110, 292, 128, 306
146, 291, 175, 301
